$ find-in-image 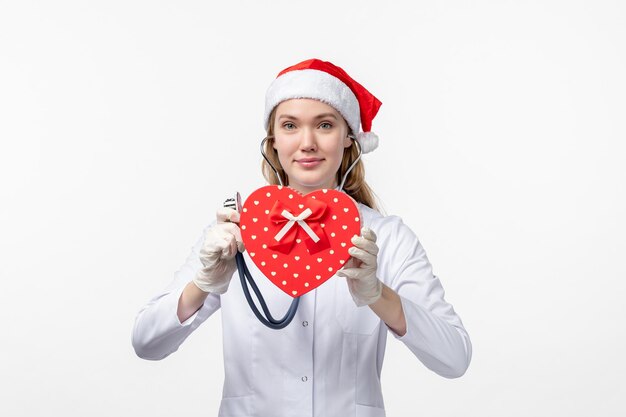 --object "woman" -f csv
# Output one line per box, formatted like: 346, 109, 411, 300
132, 58, 472, 417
